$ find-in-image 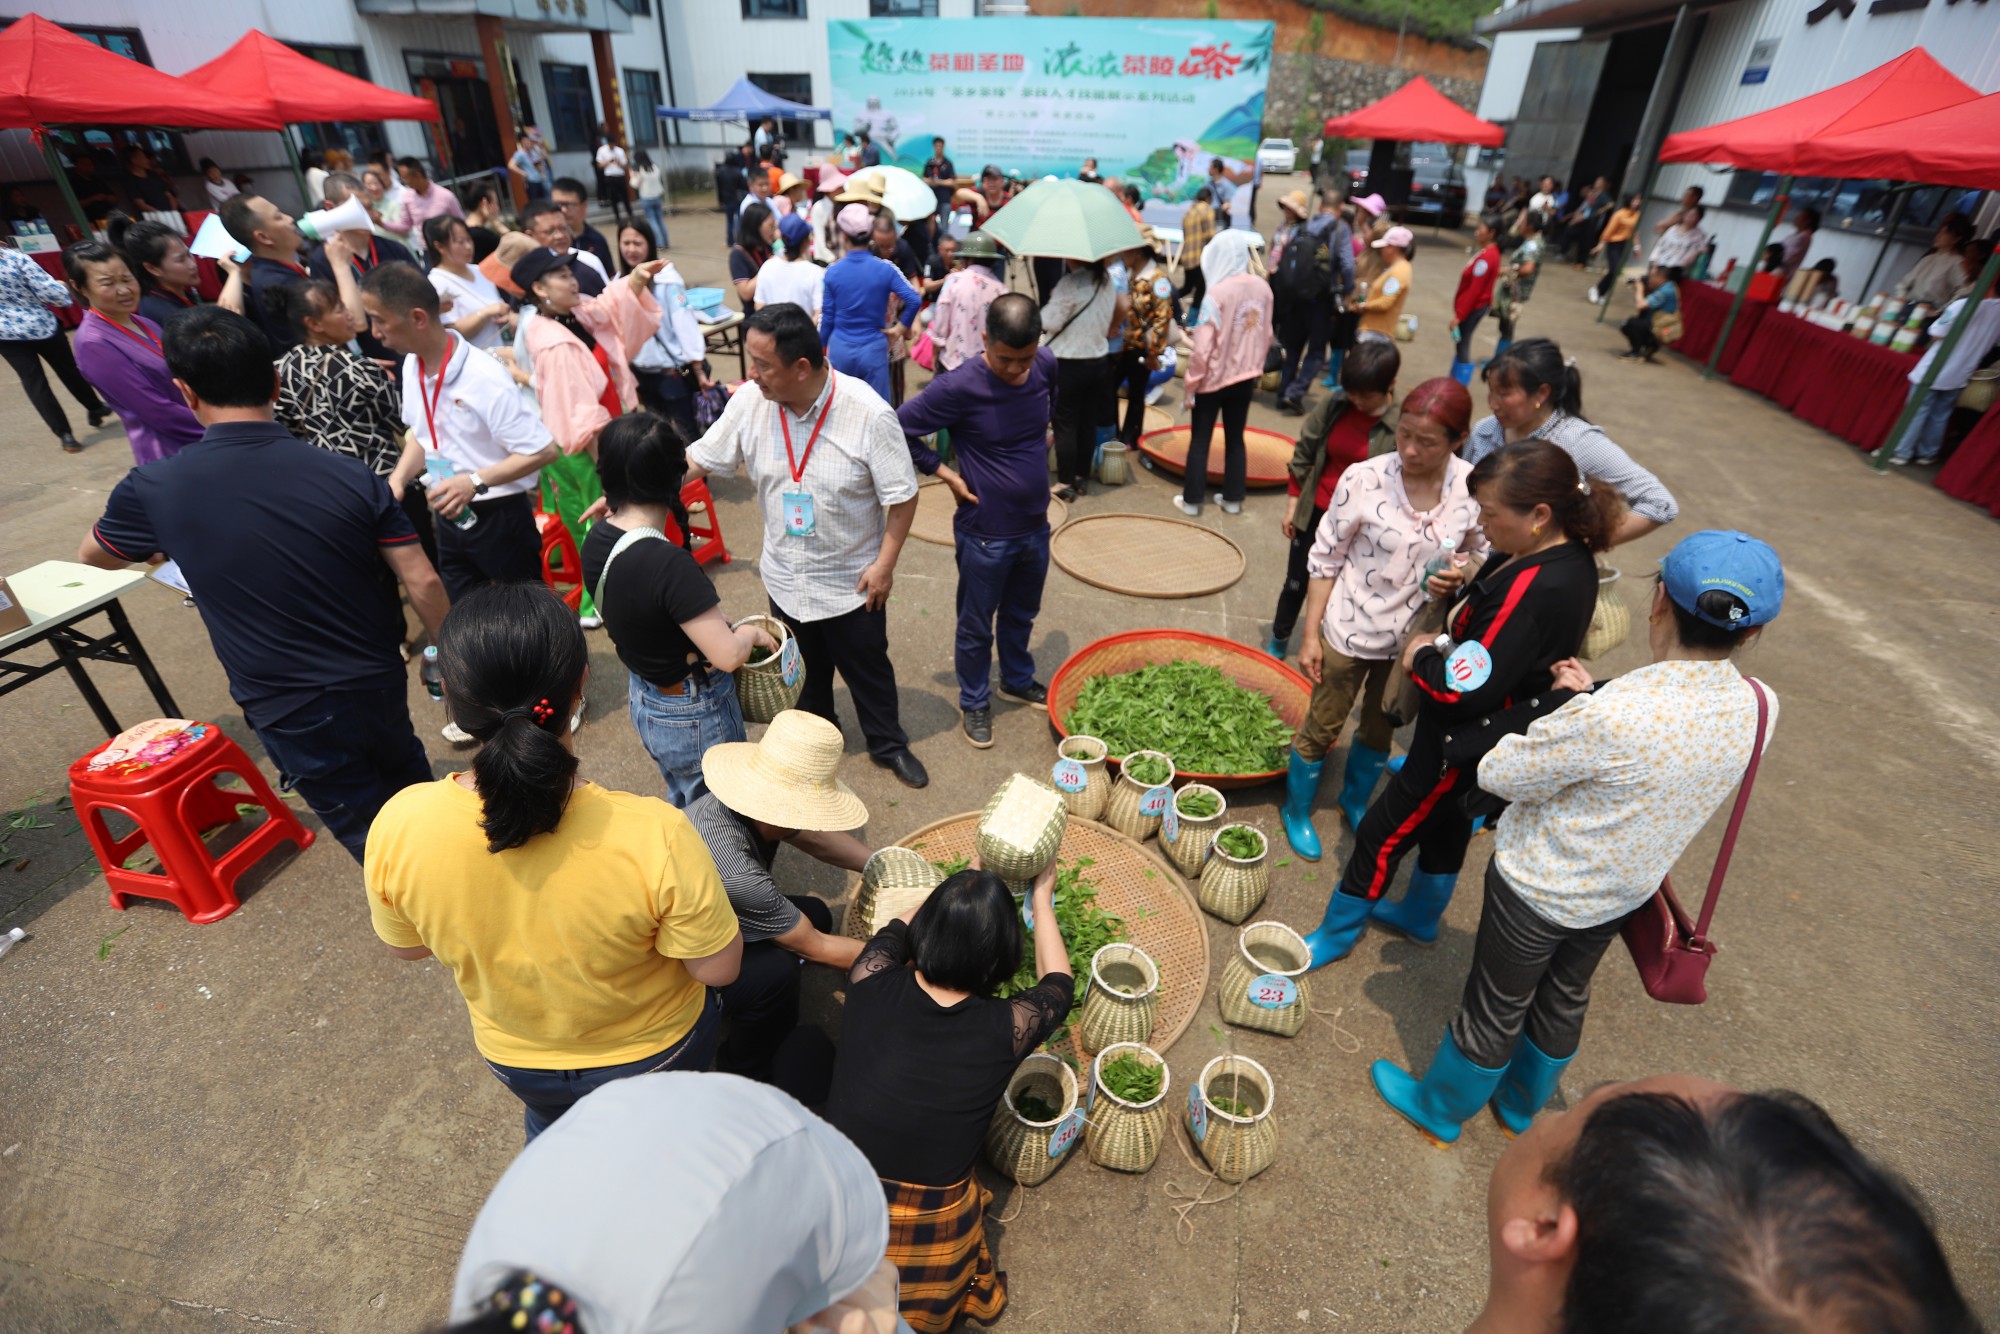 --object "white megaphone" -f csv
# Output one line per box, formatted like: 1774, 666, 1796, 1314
296, 196, 373, 243
187, 213, 249, 265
